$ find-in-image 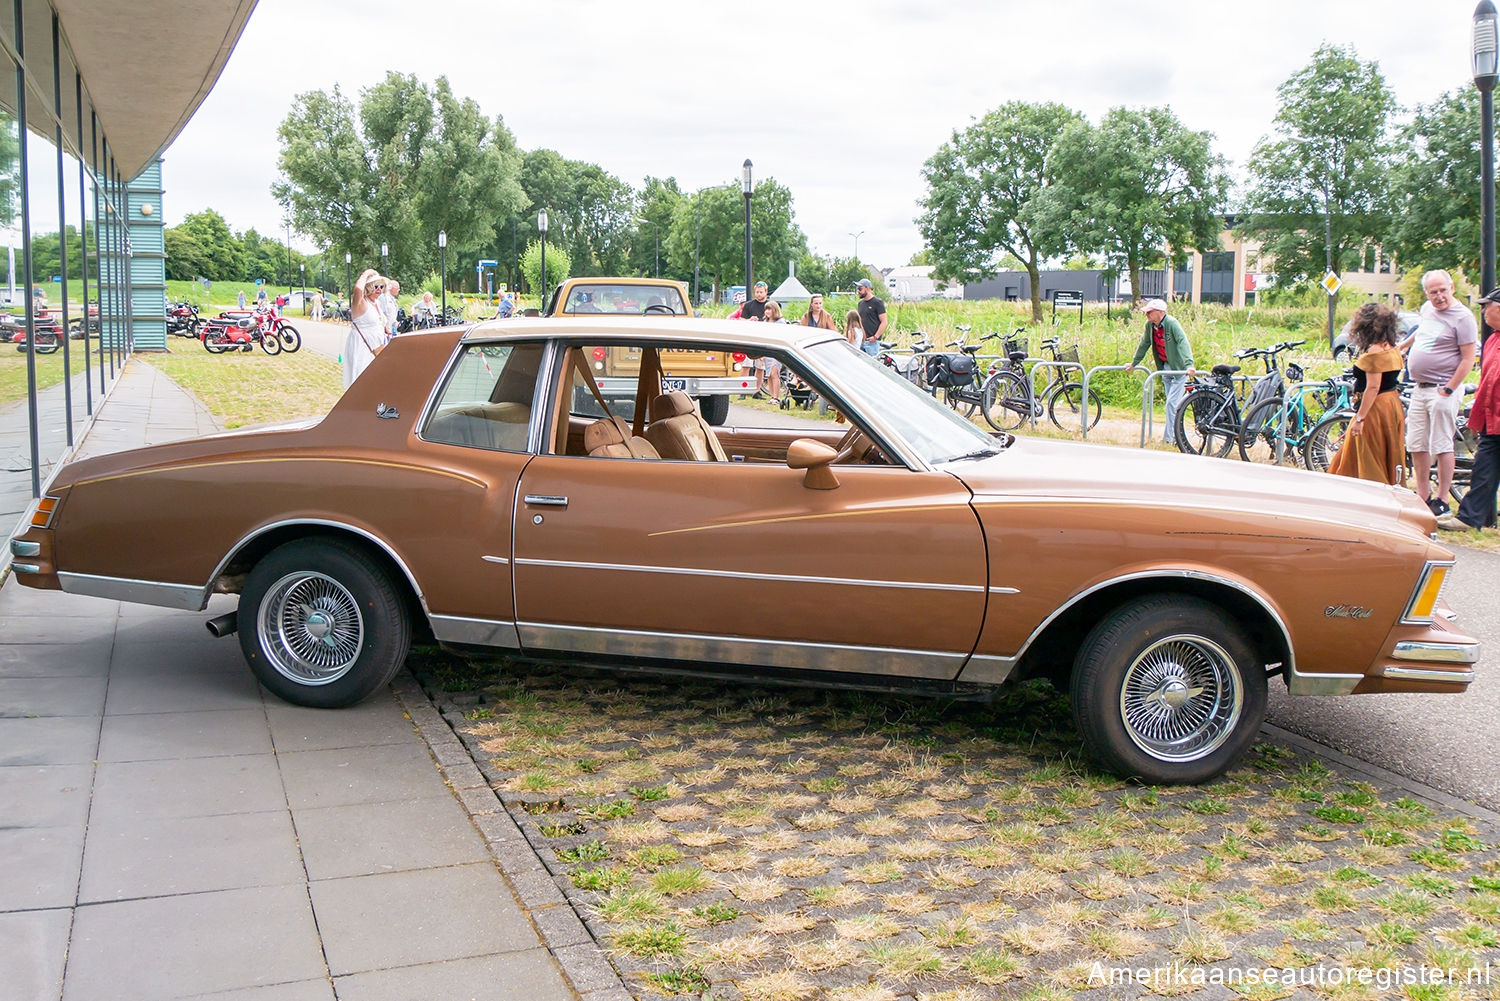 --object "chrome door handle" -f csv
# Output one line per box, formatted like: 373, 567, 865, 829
523, 495, 569, 508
